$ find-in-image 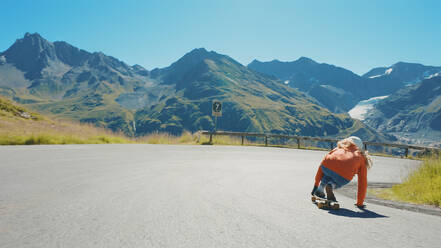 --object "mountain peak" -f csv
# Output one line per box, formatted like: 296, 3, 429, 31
24, 32, 43, 39
168, 48, 221, 69
250, 59, 261, 64
15, 32, 51, 47
183, 48, 220, 61
3, 32, 56, 79
297, 56, 316, 64
392, 61, 418, 67
132, 64, 149, 76
18, 32, 51, 49
157, 48, 241, 85
189, 47, 208, 54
